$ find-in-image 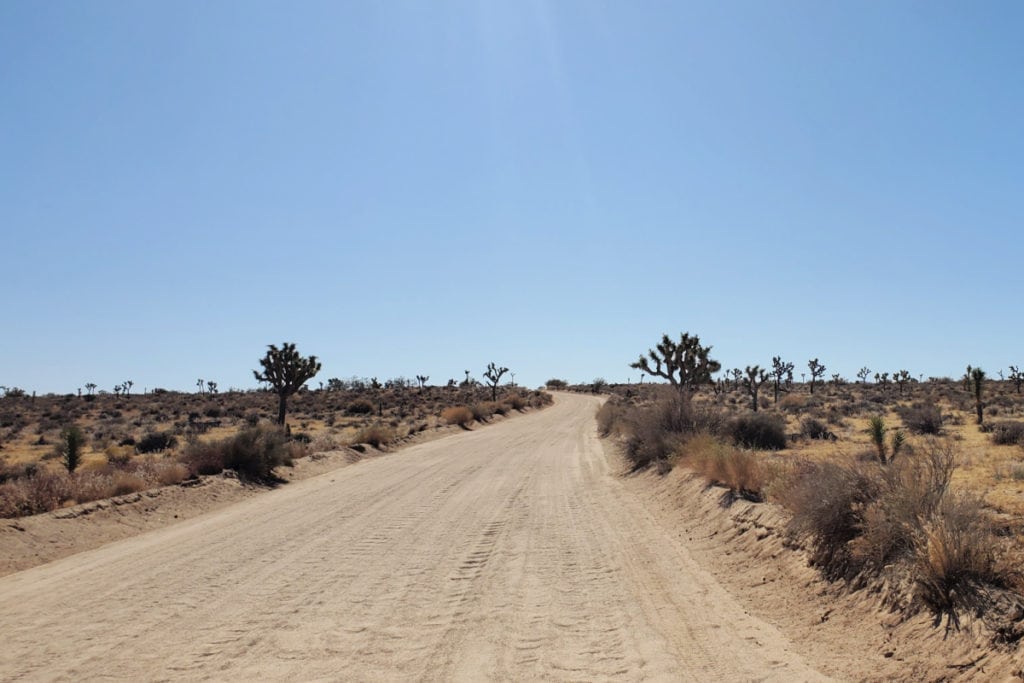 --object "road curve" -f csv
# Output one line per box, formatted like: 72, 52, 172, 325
0, 393, 827, 681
